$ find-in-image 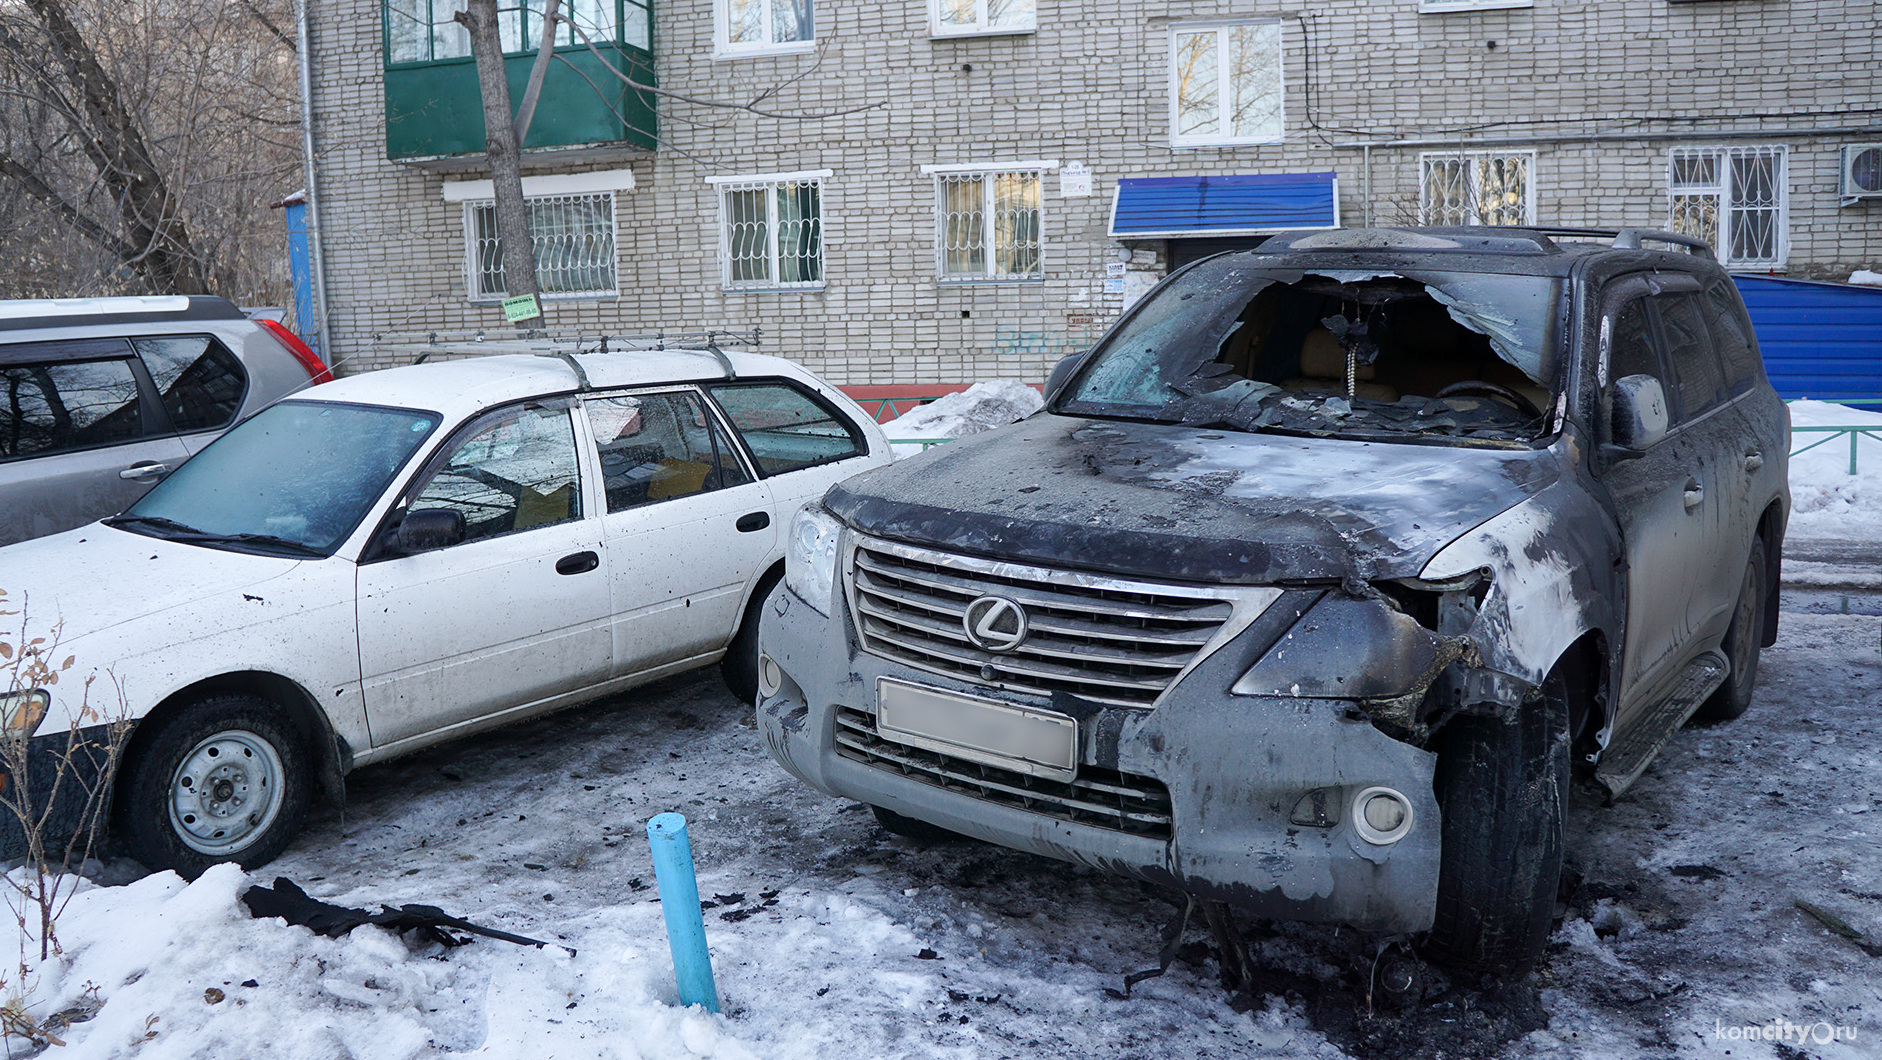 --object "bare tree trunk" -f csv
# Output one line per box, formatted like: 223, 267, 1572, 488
513, 0, 560, 147
16, 0, 210, 293
455, 0, 542, 323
